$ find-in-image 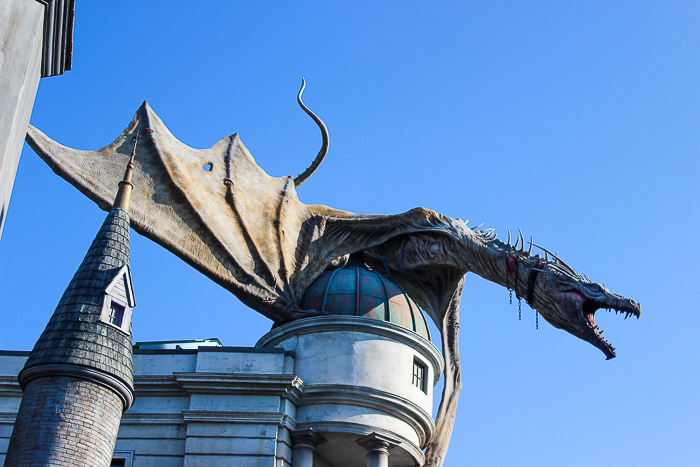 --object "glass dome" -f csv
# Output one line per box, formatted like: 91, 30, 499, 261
302, 260, 430, 340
